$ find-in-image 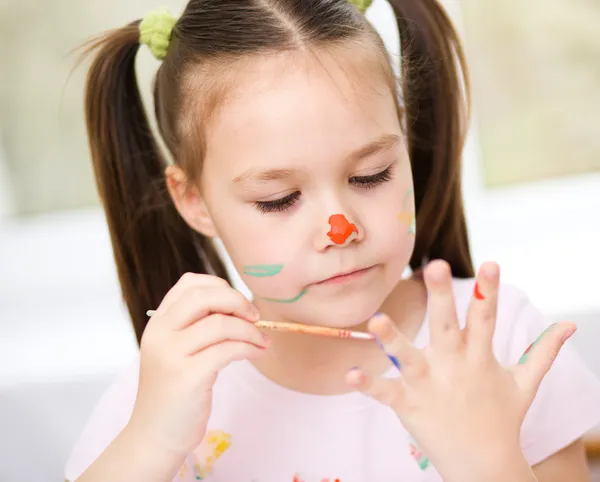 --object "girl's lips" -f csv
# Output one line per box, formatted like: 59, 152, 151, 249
316, 266, 373, 285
